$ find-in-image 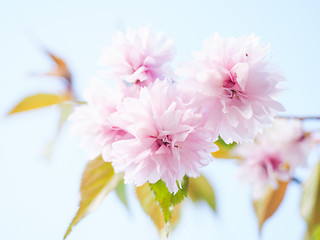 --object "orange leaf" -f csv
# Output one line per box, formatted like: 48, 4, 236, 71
253, 180, 289, 230
45, 52, 71, 82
